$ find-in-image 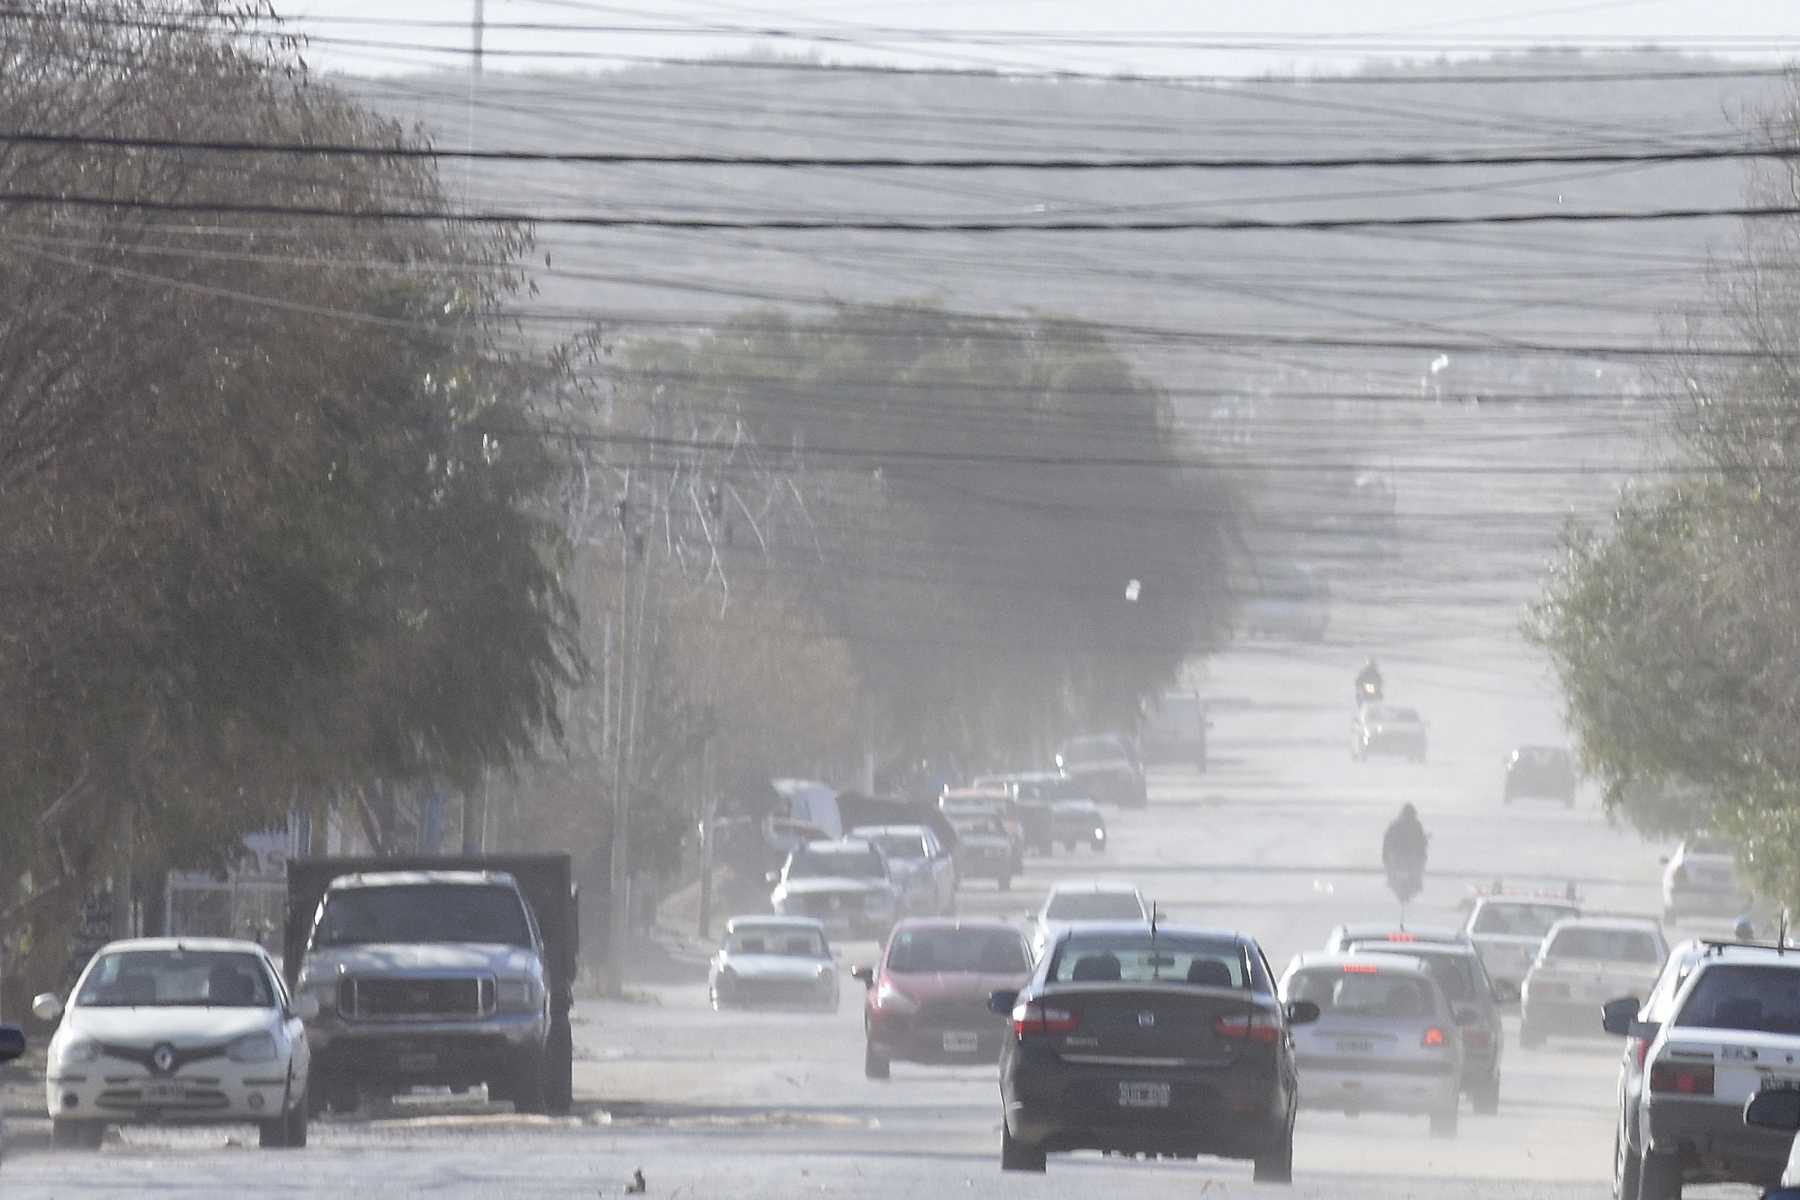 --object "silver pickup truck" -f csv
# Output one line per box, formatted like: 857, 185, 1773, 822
287, 857, 577, 1116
